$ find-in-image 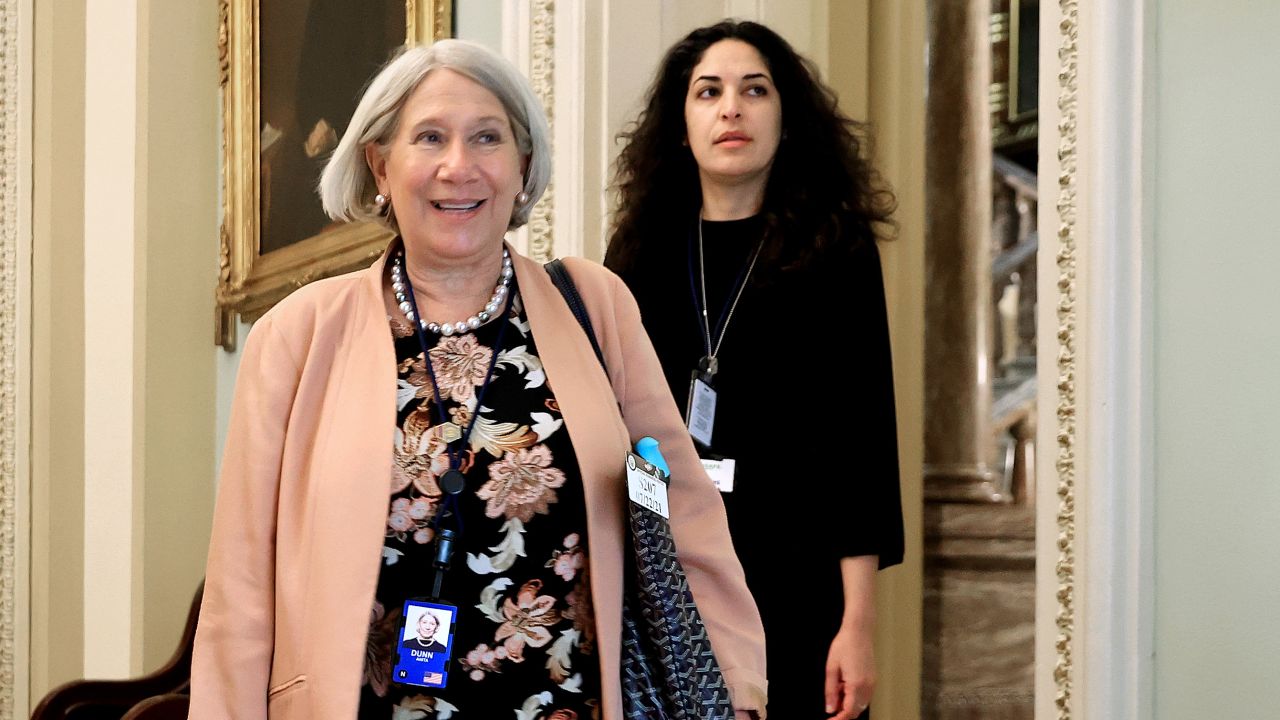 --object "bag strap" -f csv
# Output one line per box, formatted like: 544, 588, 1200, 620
544, 259, 608, 376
